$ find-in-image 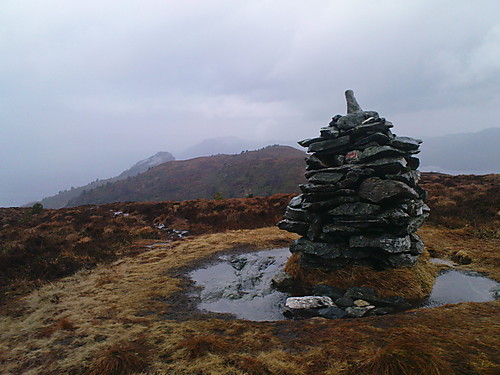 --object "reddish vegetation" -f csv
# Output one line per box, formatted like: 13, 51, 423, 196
420, 173, 499, 234
1, 173, 498, 305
